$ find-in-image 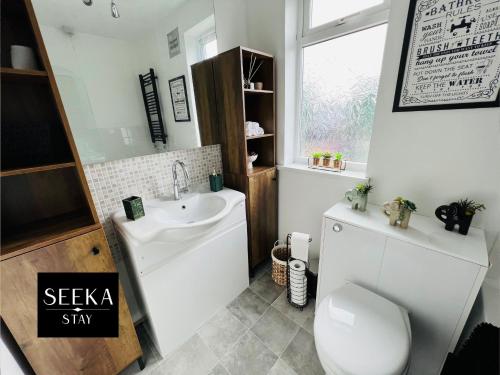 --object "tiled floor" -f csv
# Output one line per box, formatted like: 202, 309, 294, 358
122, 262, 324, 375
